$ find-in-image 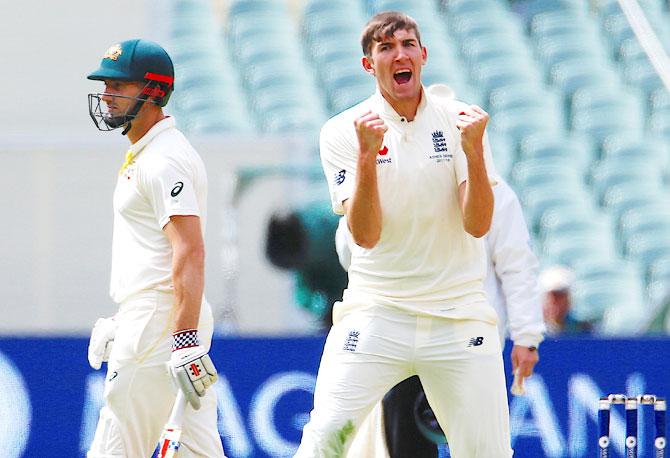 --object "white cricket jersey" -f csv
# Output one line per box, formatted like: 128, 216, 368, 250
321, 88, 497, 322
109, 116, 207, 304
